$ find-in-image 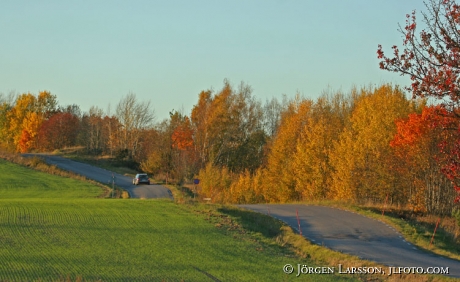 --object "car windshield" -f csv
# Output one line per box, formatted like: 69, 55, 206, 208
138, 175, 148, 180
